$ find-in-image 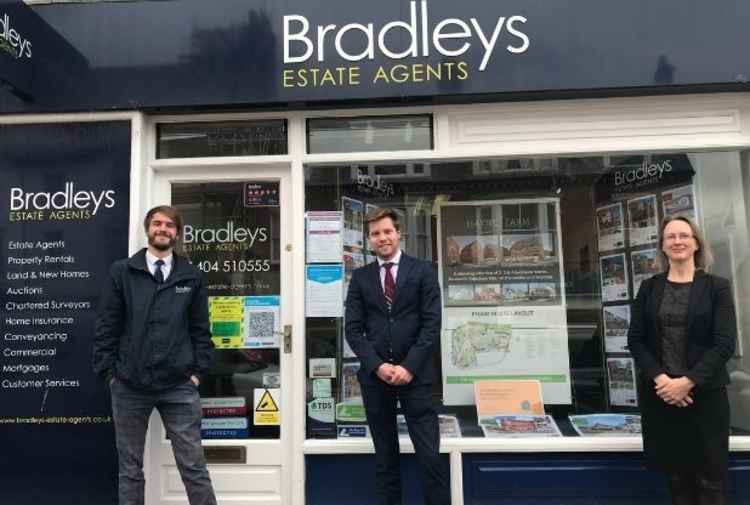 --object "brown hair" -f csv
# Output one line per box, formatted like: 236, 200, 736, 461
143, 205, 184, 236
657, 215, 713, 271
365, 207, 401, 234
